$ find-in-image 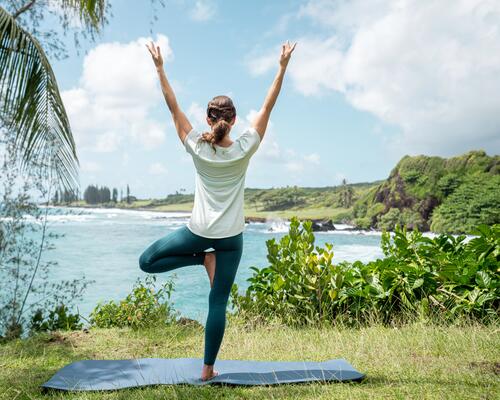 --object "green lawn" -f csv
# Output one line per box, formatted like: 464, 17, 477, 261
1, 316, 498, 399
